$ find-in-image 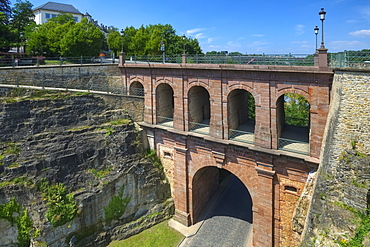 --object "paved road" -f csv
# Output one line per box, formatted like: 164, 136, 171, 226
182, 175, 253, 247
